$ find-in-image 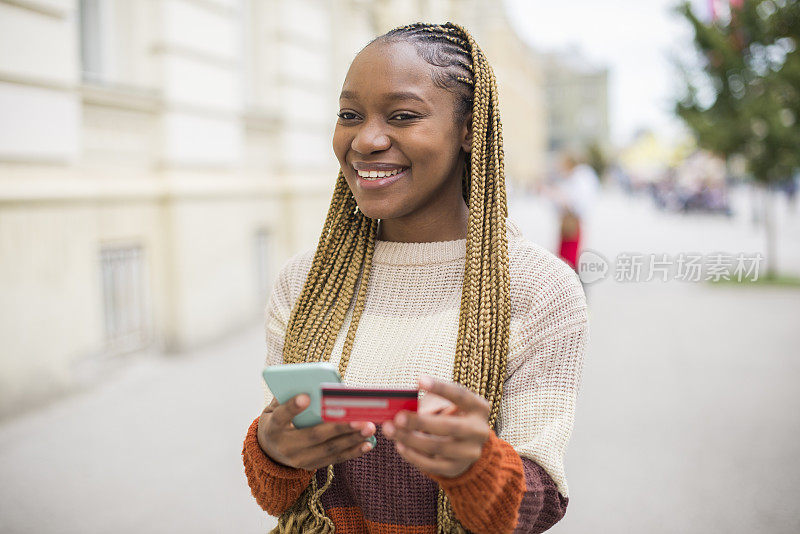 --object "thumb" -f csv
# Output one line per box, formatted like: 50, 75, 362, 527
272, 393, 311, 428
